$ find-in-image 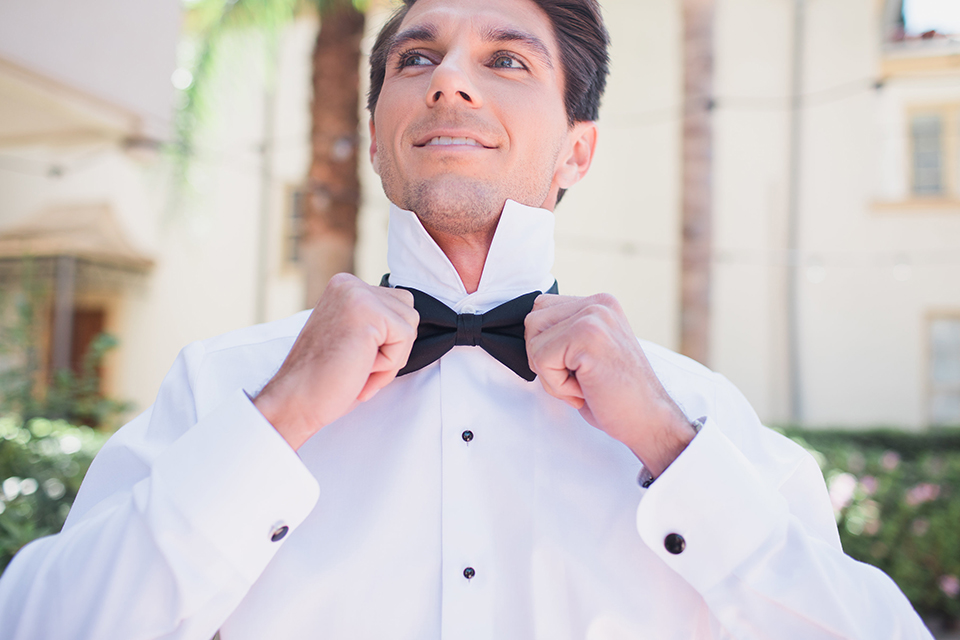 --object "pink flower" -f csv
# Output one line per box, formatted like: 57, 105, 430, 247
860, 476, 878, 496
905, 483, 940, 506
940, 575, 960, 598
880, 451, 900, 471
829, 473, 857, 514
